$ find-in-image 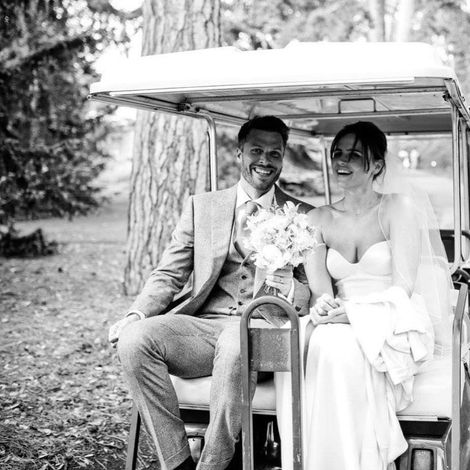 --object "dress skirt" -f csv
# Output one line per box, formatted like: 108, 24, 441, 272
275, 318, 398, 470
